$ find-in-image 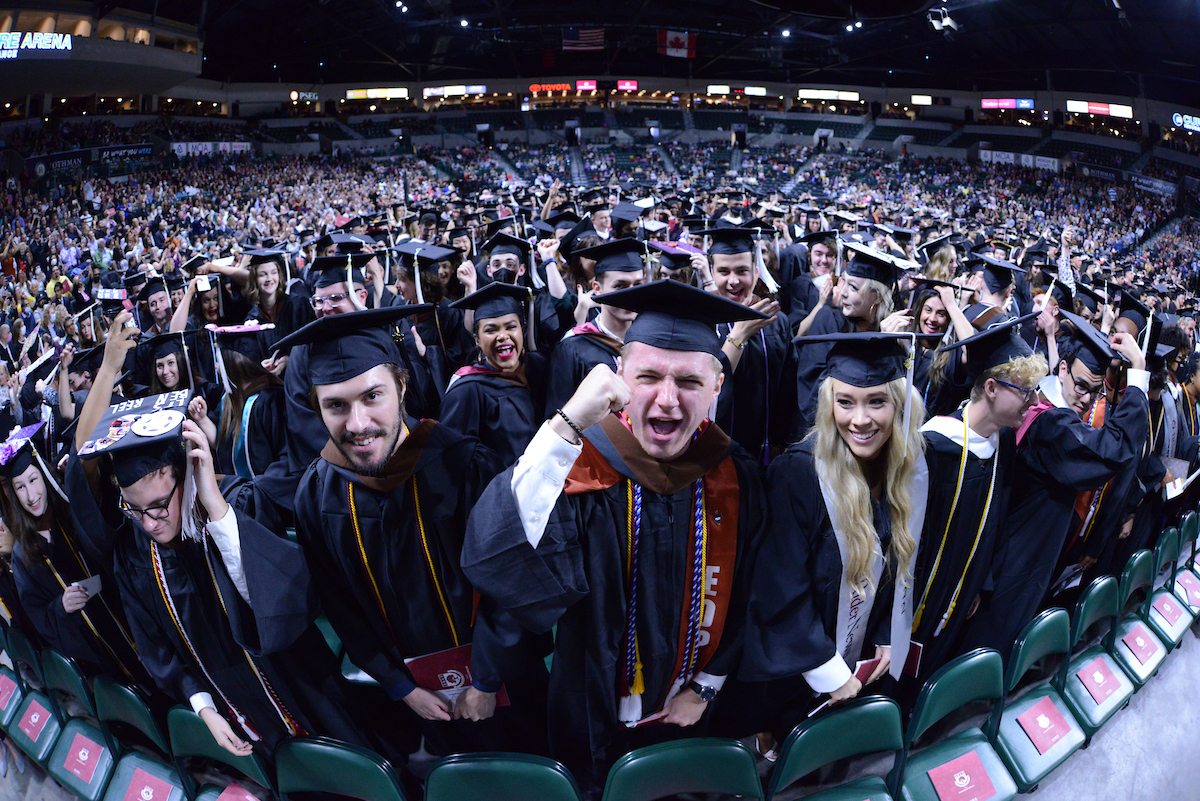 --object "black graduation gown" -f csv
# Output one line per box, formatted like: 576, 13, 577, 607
12, 525, 149, 687
294, 420, 545, 756
790, 305, 850, 441
0, 559, 45, 650
113, 511, 360, 756
962, 386, 1150, 658
439, 356, 547, 469
544, 328, 622, 417
738, 443, 896, 731
461, 420, 765, 784
784, 274, 821, 335
715, 313, 796, 461
911, 414, 1015, 683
